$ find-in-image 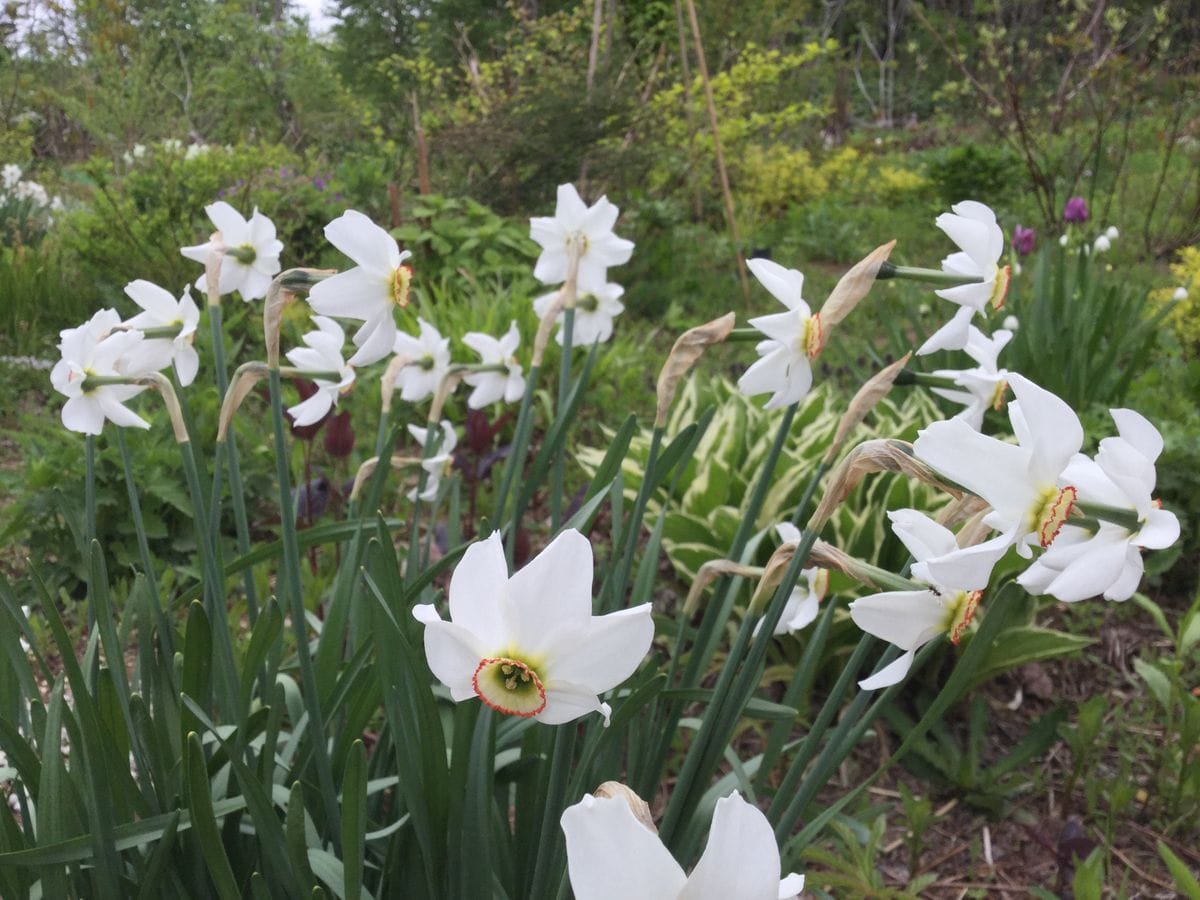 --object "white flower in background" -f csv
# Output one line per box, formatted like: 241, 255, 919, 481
532, 282, 626, 346
1105, 226, 1119, 240
284, 316, 355, 427
1093, 234, 1111, 253
1, 164, 21, 190
413, 530, 653, 724
122, 280, 201, 386
561, 790, 804, 900
530, 183, 635, 291
180, 202, 283, 301
759, 523, 829, 635
184, 143, 210, 161
462, 322, 525, 408
161, 138, 183, 154
407, 420, 457, 502
1173, 286, 1188, 301
1002, 315, 1019, 331
13, 180, 49, 207
914, 373, 1082, 557
849, 509, 1009, 689
918, 201, 1010, 355
50, 309, 151, 434
392, 318, 451, 403
308, 210, 413, 366
737, 258, 821, 409
1019, 409, 1179, 602
929, 325, 1013, 430
1059, 234, 1070, 247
